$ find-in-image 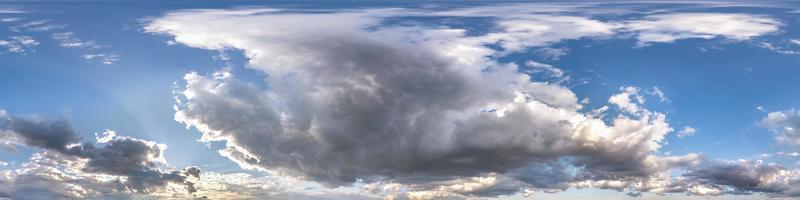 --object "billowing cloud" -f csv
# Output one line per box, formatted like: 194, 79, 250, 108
762, 109, 800, 146
146, 7, 722, 198
0, 110, 200, 197
142, 5, 798, 199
